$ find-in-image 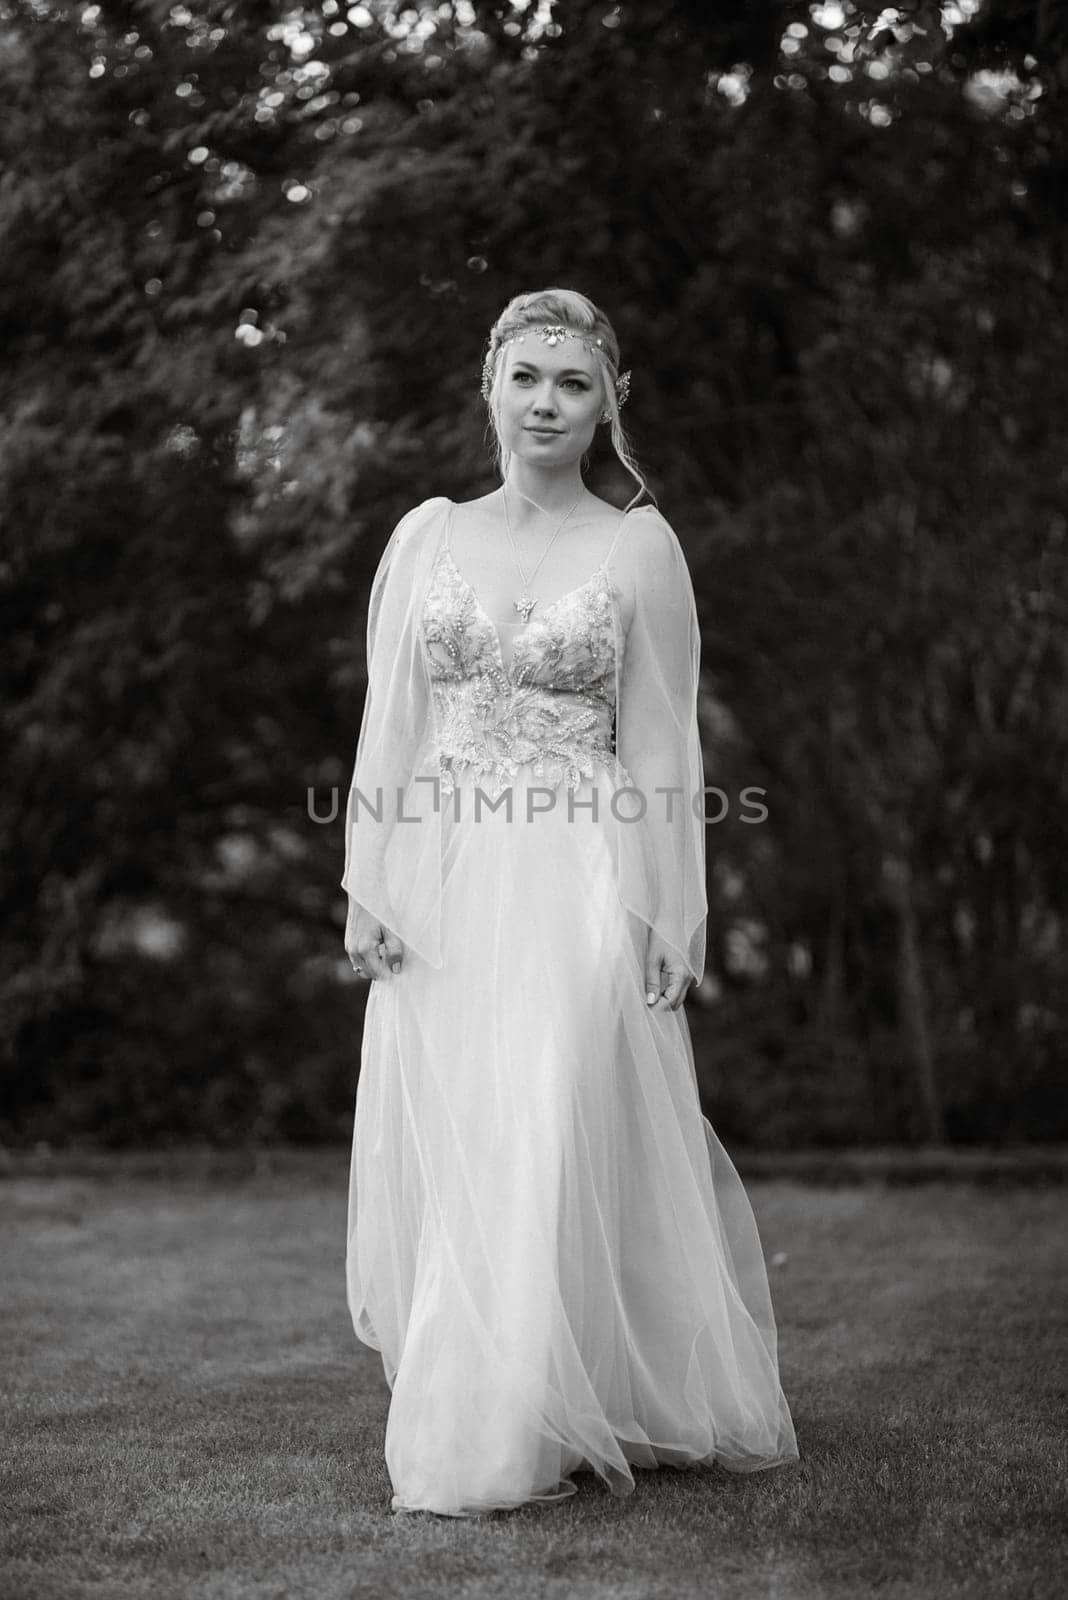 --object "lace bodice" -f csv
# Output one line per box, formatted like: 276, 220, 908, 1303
344, 494, 707, 980
421, 529, 627, 797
